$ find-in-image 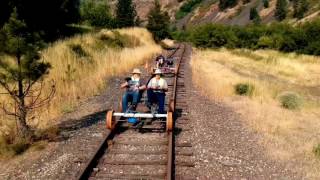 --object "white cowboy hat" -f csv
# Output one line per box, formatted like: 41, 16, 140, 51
153, 69, 162, 75
131, 68, 142, 74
